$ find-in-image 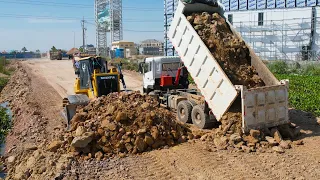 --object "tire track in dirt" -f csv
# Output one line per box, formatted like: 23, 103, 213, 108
124, 153, 182, 180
